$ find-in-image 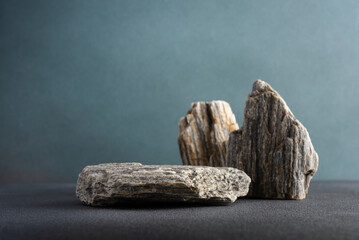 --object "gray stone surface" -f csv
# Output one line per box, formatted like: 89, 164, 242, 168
227, 80, 319, 199
178, 100, 239, 167
76, 163, 251, 206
